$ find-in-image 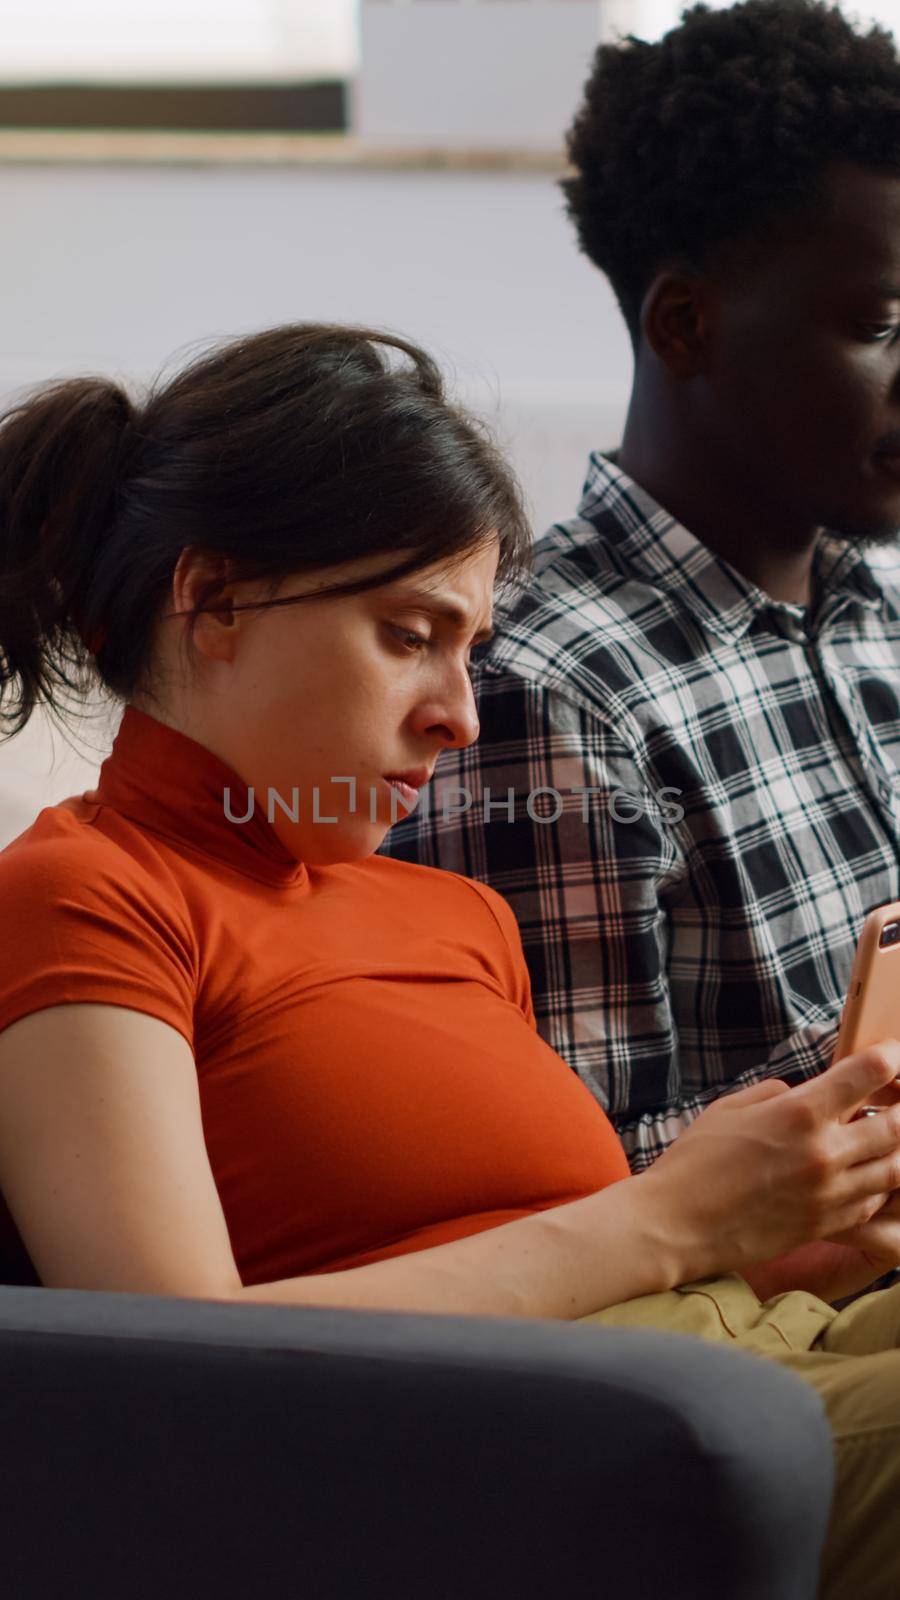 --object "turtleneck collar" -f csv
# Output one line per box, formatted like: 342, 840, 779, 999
93, 705, 307, 888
